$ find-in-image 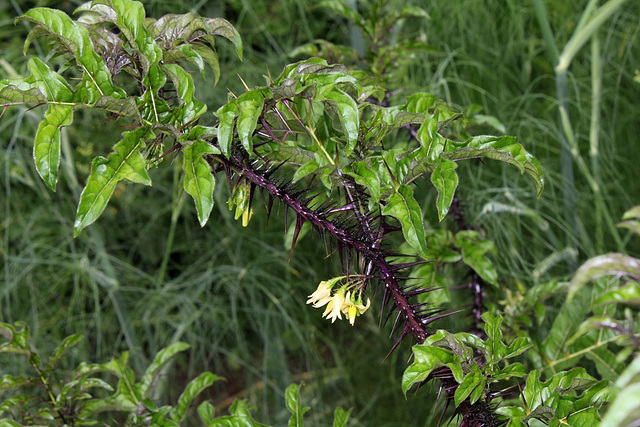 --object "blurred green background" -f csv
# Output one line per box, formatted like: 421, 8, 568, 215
1, 0, 639, 425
